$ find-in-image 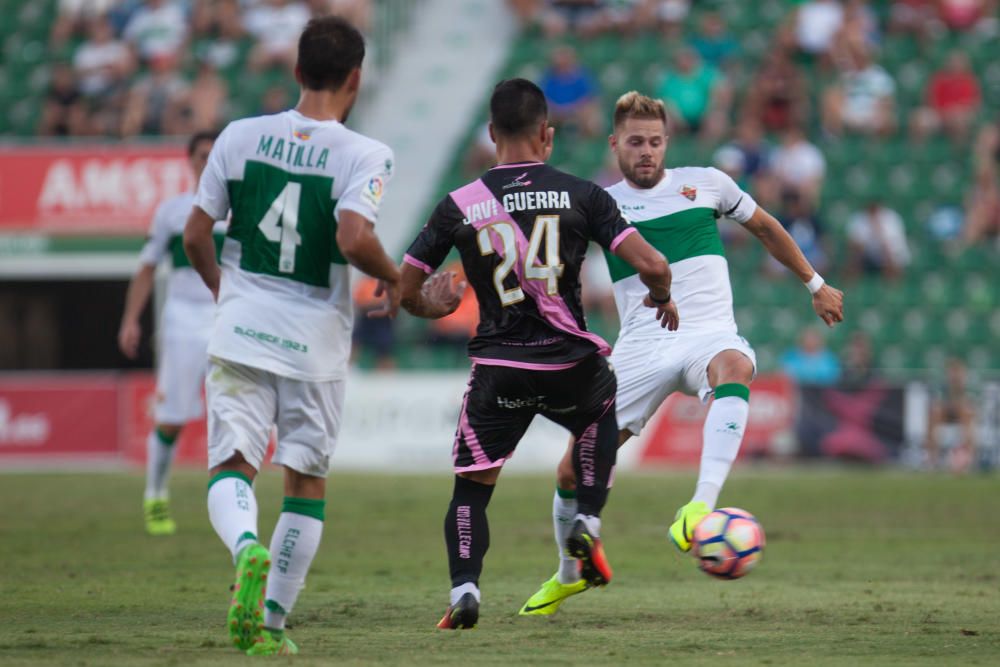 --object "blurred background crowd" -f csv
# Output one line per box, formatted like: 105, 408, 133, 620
1, 0, 998, 470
